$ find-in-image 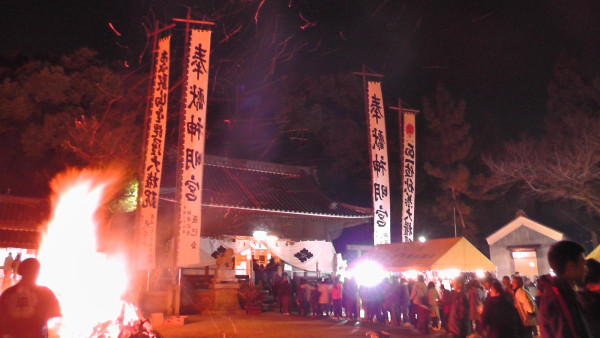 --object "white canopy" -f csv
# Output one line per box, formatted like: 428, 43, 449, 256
587, 244, 600, 262
184, 237, 336, 273
360, 237, 496, 272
